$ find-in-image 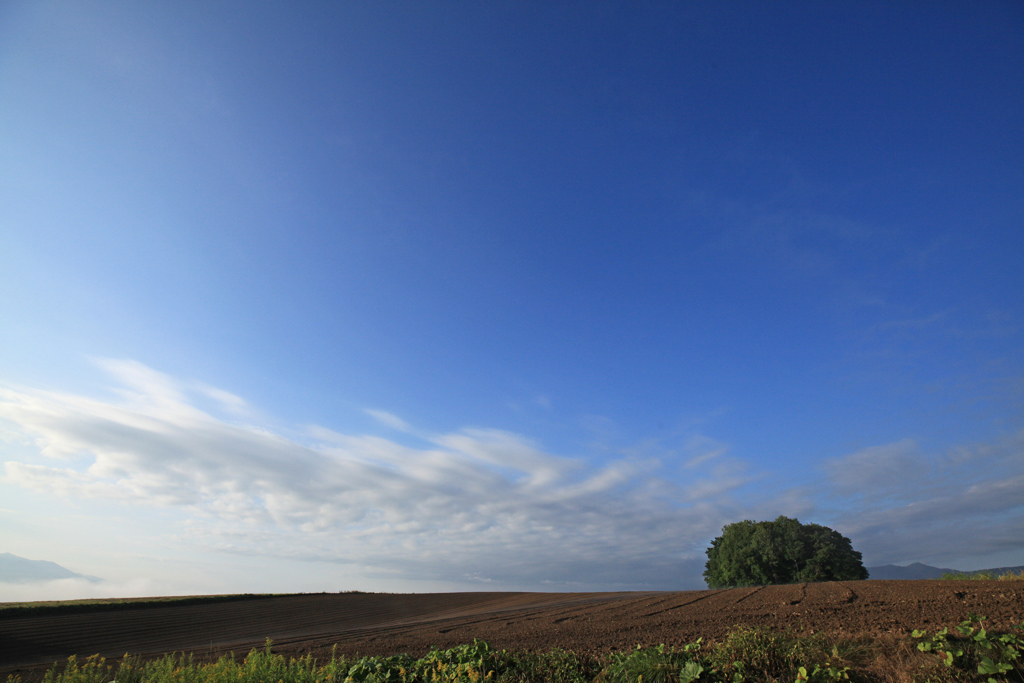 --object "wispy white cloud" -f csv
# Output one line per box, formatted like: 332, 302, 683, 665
876, 311, 952, 332
0, 361, 750, 589
823, 439, 924, 497
682, 434, 729, 469
2, 361, 1022, 590
194, 383, 250, 417
365, 409, 412, 433
820, 431, 1024, 567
